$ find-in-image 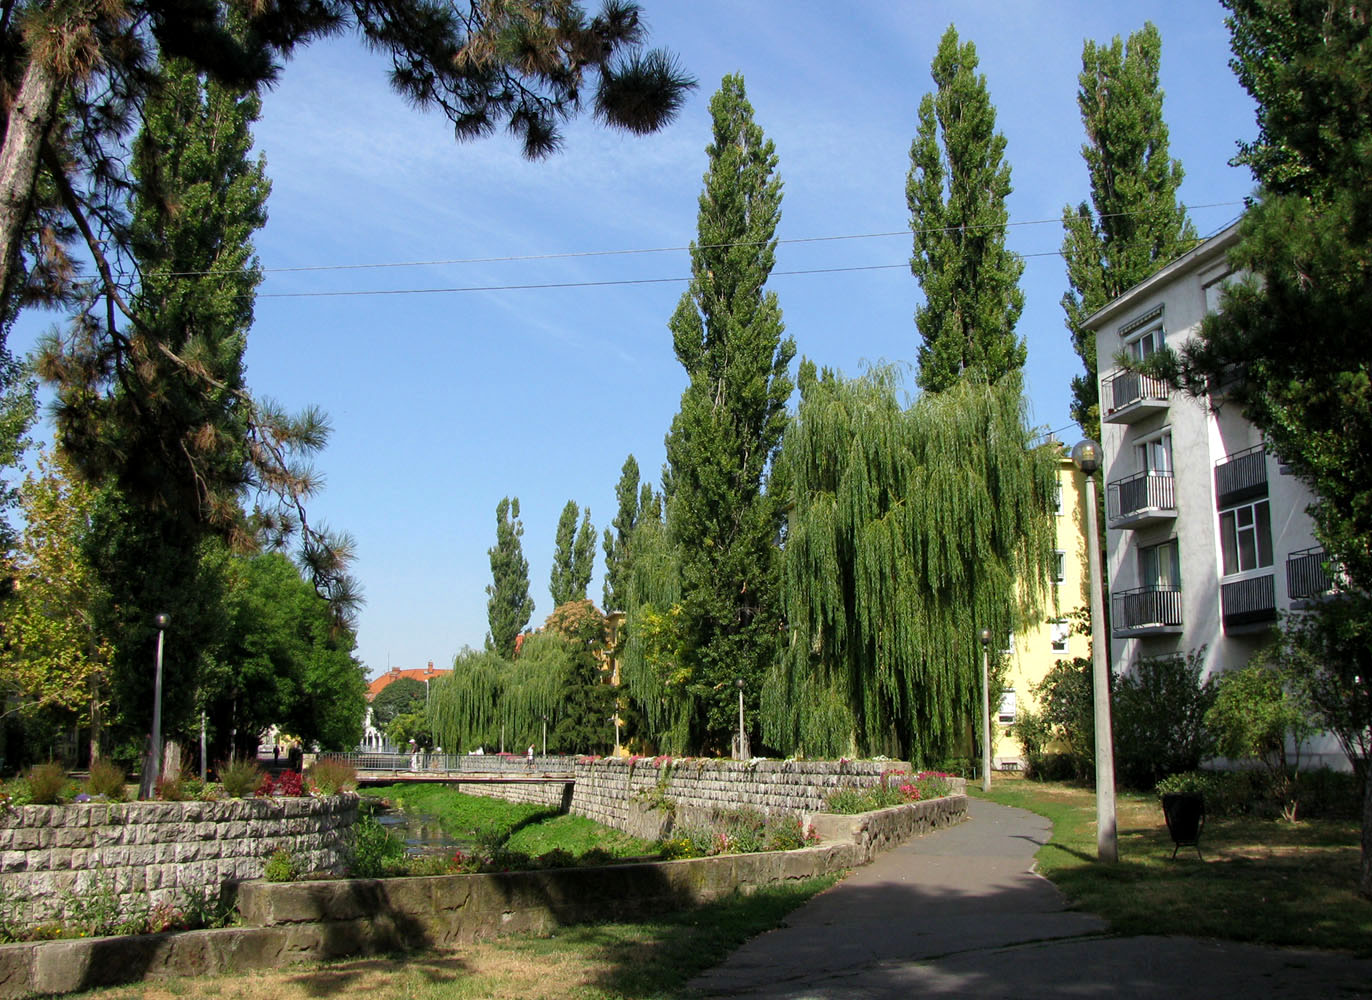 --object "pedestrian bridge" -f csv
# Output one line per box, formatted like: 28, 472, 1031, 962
317, 751, 575, 786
